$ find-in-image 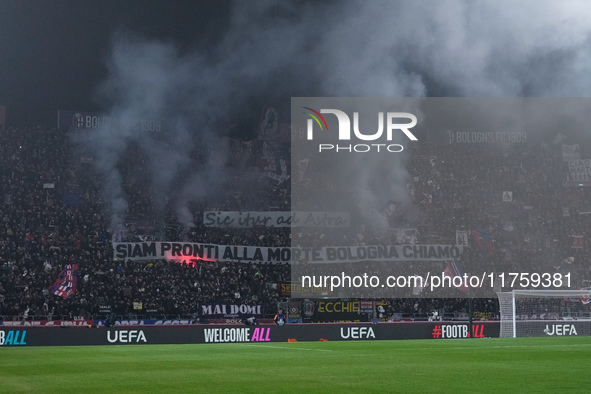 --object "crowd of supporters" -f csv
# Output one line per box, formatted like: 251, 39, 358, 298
1, 124, 591, 322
